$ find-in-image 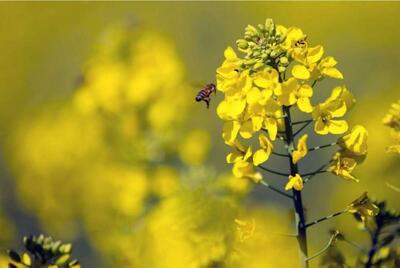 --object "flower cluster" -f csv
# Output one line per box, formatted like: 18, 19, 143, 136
383, 100, 400, 153
216, 18, 368, 188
